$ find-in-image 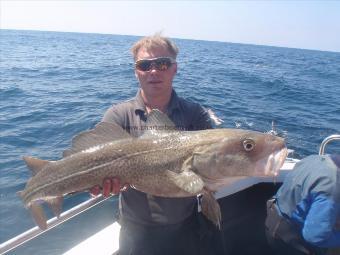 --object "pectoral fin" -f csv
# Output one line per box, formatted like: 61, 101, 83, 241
165, 170, 204, 195
201, 190, 222, 229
